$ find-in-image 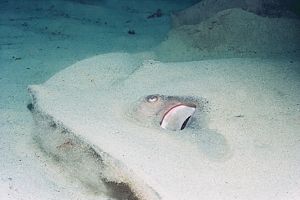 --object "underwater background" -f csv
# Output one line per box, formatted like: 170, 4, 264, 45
0, 0, 299, 199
